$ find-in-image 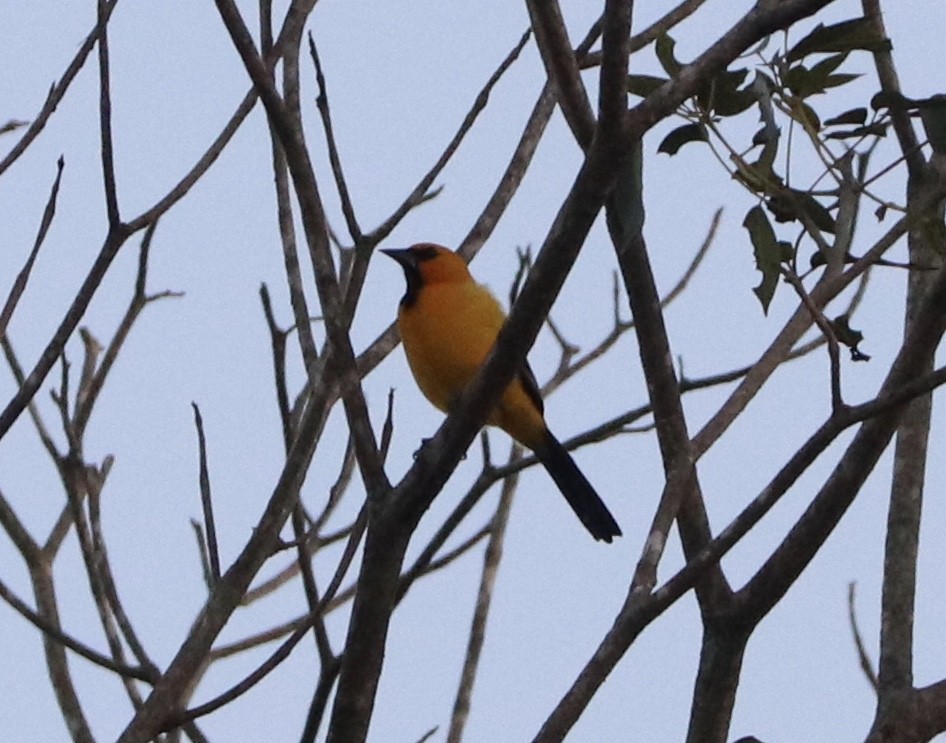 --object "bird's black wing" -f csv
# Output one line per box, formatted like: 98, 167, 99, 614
517, 360, 544, 415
